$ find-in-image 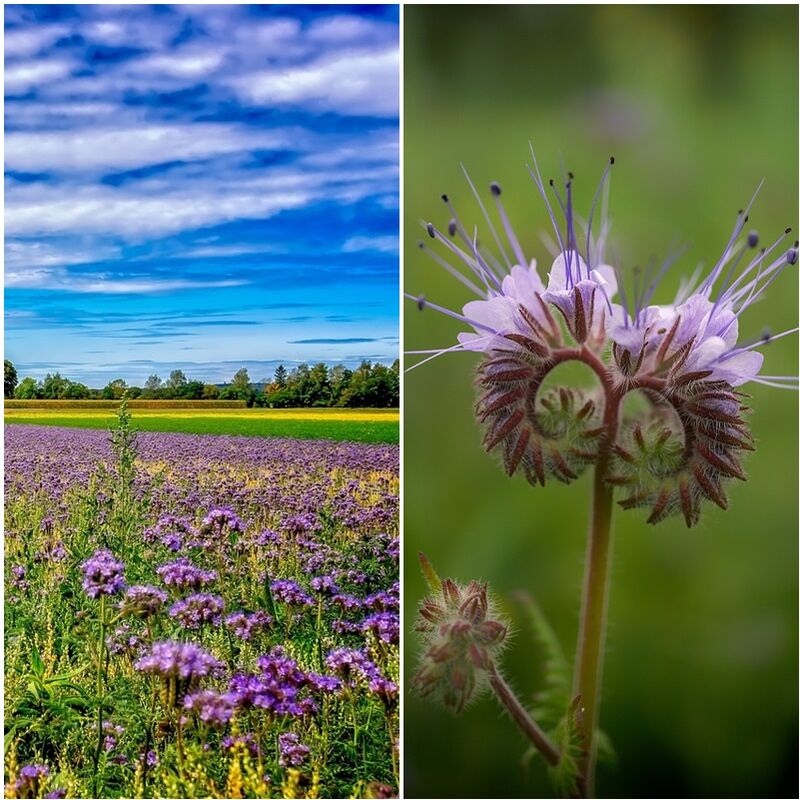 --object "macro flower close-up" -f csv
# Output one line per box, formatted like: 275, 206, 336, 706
404, 5, 797, 799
